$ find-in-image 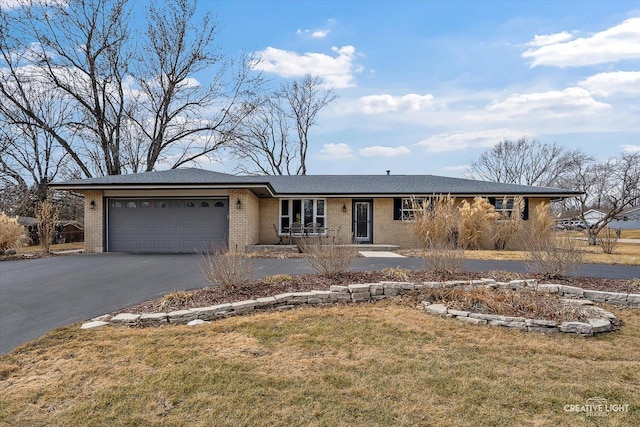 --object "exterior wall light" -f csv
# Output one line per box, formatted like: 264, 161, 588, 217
89, 200, 96, 209
342, 204, 347, 213
236, 198, 242, 209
